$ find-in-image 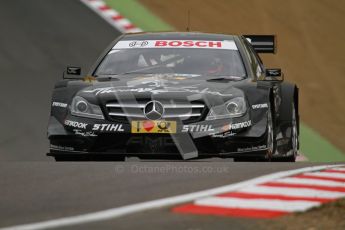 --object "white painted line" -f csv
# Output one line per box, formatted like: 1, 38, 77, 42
304, 172, 345, 179
0, 164, 343, 230
195, 197, 320, 212
273, 177, 345, 187
239, 185, 345, 199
